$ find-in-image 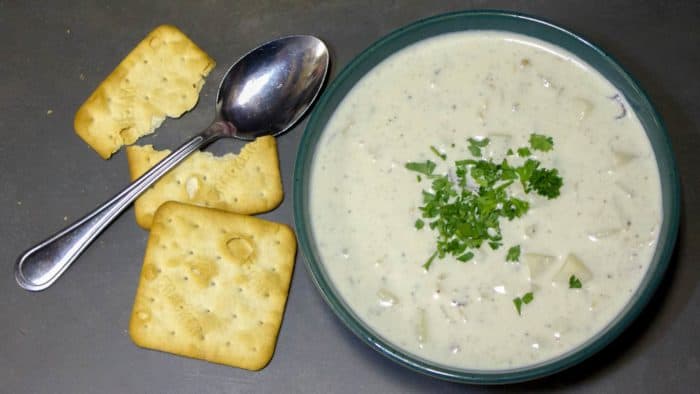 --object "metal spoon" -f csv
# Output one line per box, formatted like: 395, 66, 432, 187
15, 35, 329, 291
